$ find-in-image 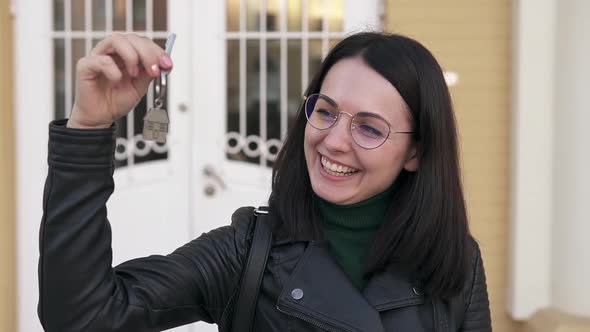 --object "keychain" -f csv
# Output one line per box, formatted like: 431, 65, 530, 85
143, 33, 176, 144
